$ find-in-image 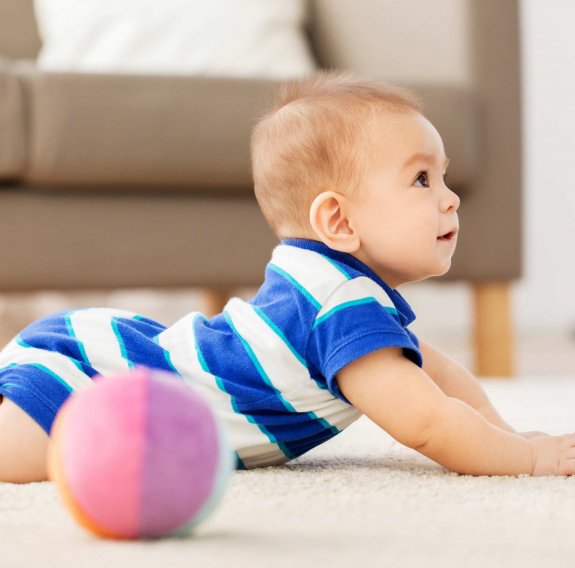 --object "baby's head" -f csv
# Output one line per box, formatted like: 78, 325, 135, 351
251, 71, 460, 287
251, 71, 420, 238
